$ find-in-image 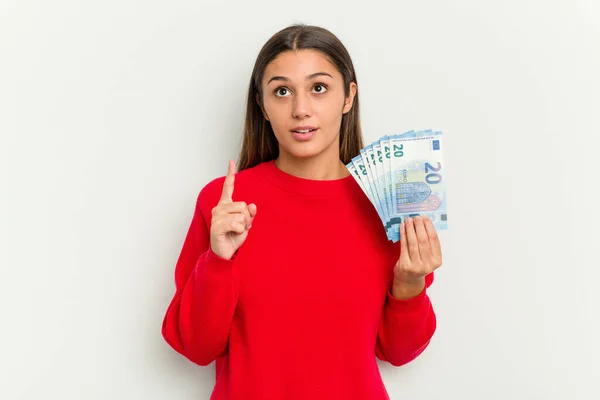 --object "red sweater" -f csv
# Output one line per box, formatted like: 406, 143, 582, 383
162, 160, 436, 399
